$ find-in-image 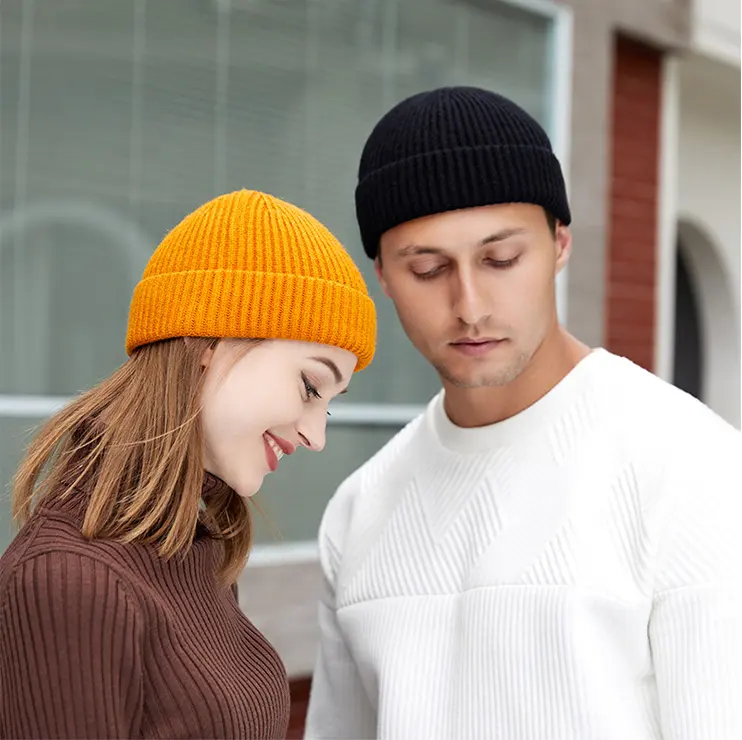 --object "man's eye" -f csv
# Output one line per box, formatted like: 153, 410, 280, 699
411, 266, 445, 280
487, 256, 519, 269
